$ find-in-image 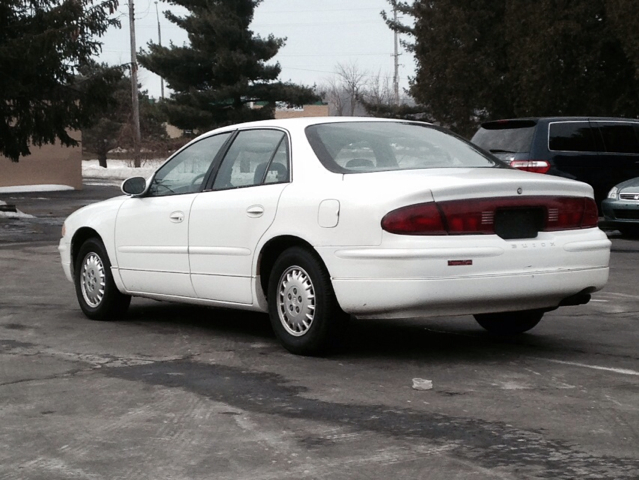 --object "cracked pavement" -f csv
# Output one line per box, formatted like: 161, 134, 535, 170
1, 184, 639, 479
